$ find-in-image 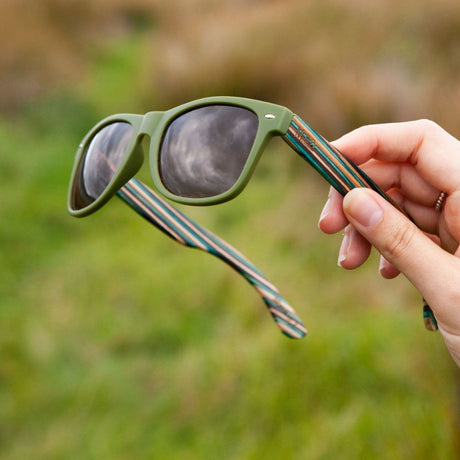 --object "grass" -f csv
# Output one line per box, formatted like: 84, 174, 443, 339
1, 1, 460, 458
